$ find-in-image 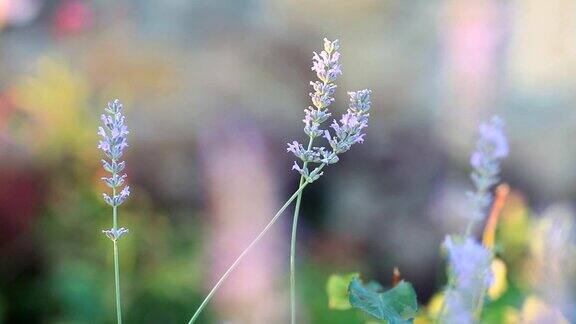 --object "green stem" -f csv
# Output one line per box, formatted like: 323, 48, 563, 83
474, 289, 486, 321
112, 187, 123, 324
113, 187, 118, 229
188, 170, 324, 324
464, 220, 474, 237
290, 137, 314, 324
113, 240, 122, 324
